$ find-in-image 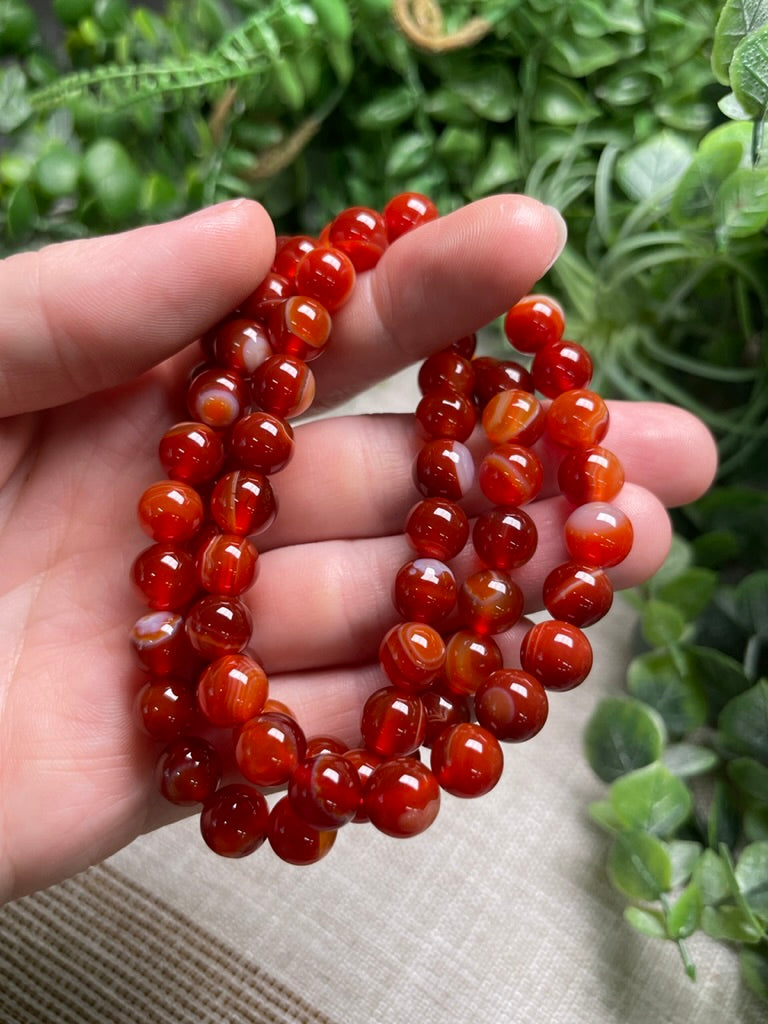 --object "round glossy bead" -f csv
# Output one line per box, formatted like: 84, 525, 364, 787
200, 784, 269, 858
267, 795, 337, 865
158, 422, 225, 485
520, 620, 593, 691
532, 340, 593, 398
135, 676, 199, 741
421, 685, 472, 747
251, 354, 315, 419
444, 629, 503, 696
415, 390, 476, 441
404, 498, 469, 561
418, 350, 475, 398
383, 191, 439, 242
156, 736, 221, 805
450, 333, 477, 359
546, 389, 610, 448
196, 533, 259, 595
328, 206, 388, 271
239, 271, 293, 321
210, 470, 276, 536
185, 594, 253, 660
235, 712, 307, 787
430, 722, 503, 798
458, 569, 524, 635
272, 235, 316, 280
130, 610, 199, 678
229, 412, 294, 474
295, 246, 356, 311
481, 389, 546, 446
186, 368, 248, 429
475, 669, 549, 741
542, 563, 613, 627
472, 507, 538, 570
138, 481, 204, 543
364, 757, 440, 838
414, 438, 474, 500
504, 294, 565, 354
558, 445, 625, 505
131, 543, 199, 611
305, 735, 348, 758
478, 443, 544, 506
288, 753, 363, 830
361, 686, 426, 756
269, 296, 332, 362
379, 621, 446, 693
196, 654, 268, 727
472, 356, 533, 407
343, 748, 384, 822
393, 558, 457, 624
212, 318, 272, 374
564, 501, 633, 567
